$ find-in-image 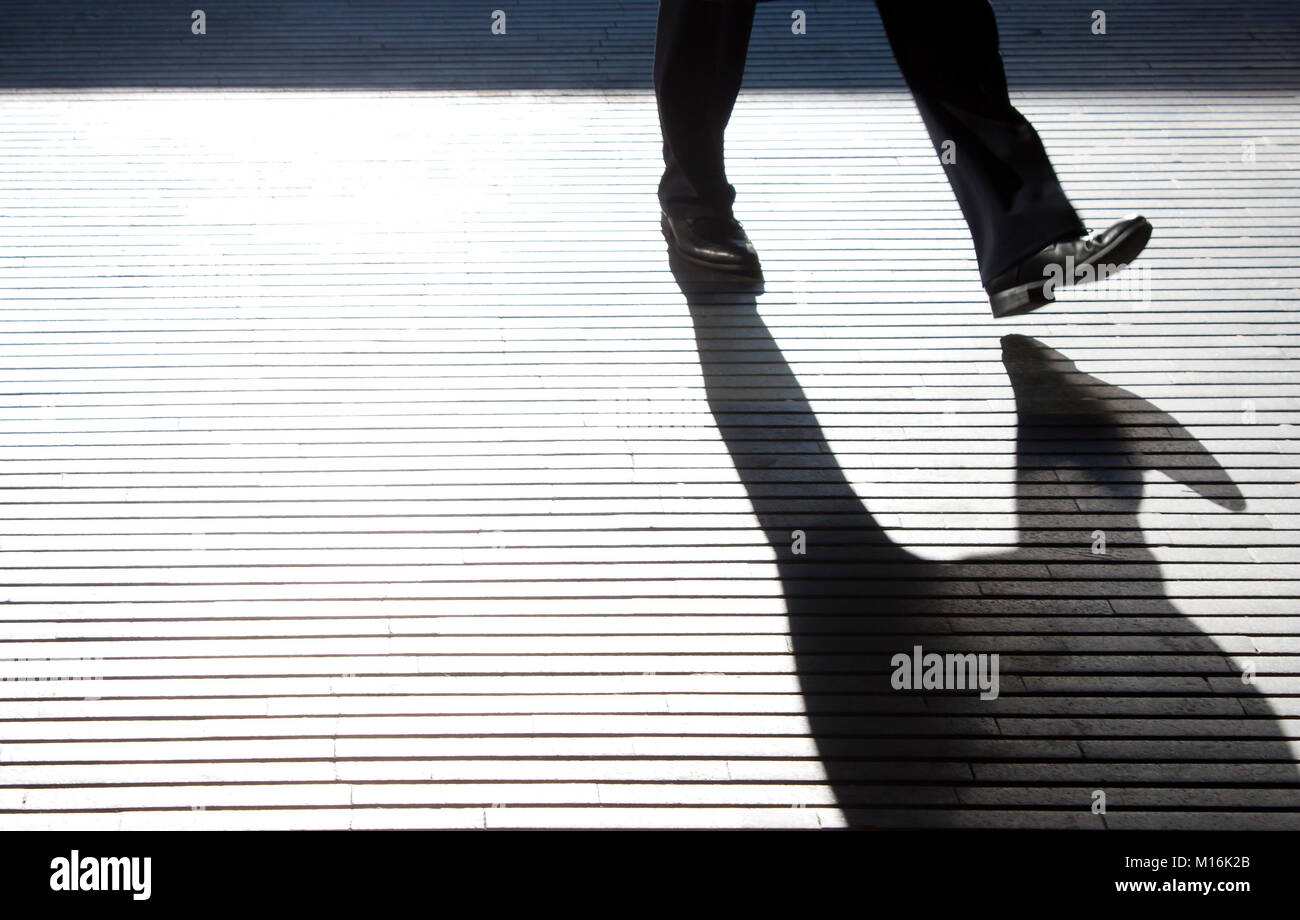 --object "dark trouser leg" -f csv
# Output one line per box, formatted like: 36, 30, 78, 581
654, 0, 757, 219
875, 1, 1085, 286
